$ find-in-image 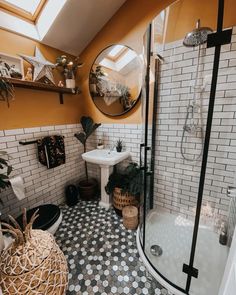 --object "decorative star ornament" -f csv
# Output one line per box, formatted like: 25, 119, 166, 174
19, 47, 55, 84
